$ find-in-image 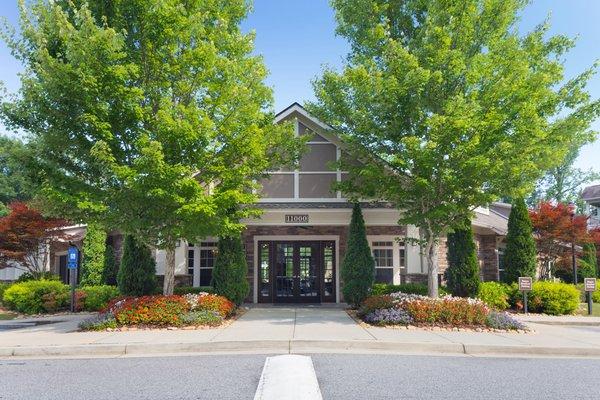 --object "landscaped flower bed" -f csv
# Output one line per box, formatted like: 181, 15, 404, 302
356, 292, 529, 332
78, 292, 236, 331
